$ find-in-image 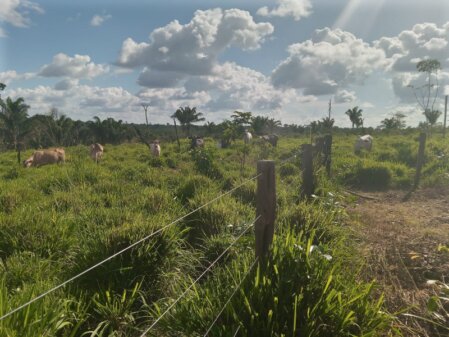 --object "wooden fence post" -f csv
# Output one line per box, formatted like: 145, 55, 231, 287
414, 132, 426, 189
255, 160, 276, 259
301, 144, 314, 198
324, 134, 332, 177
